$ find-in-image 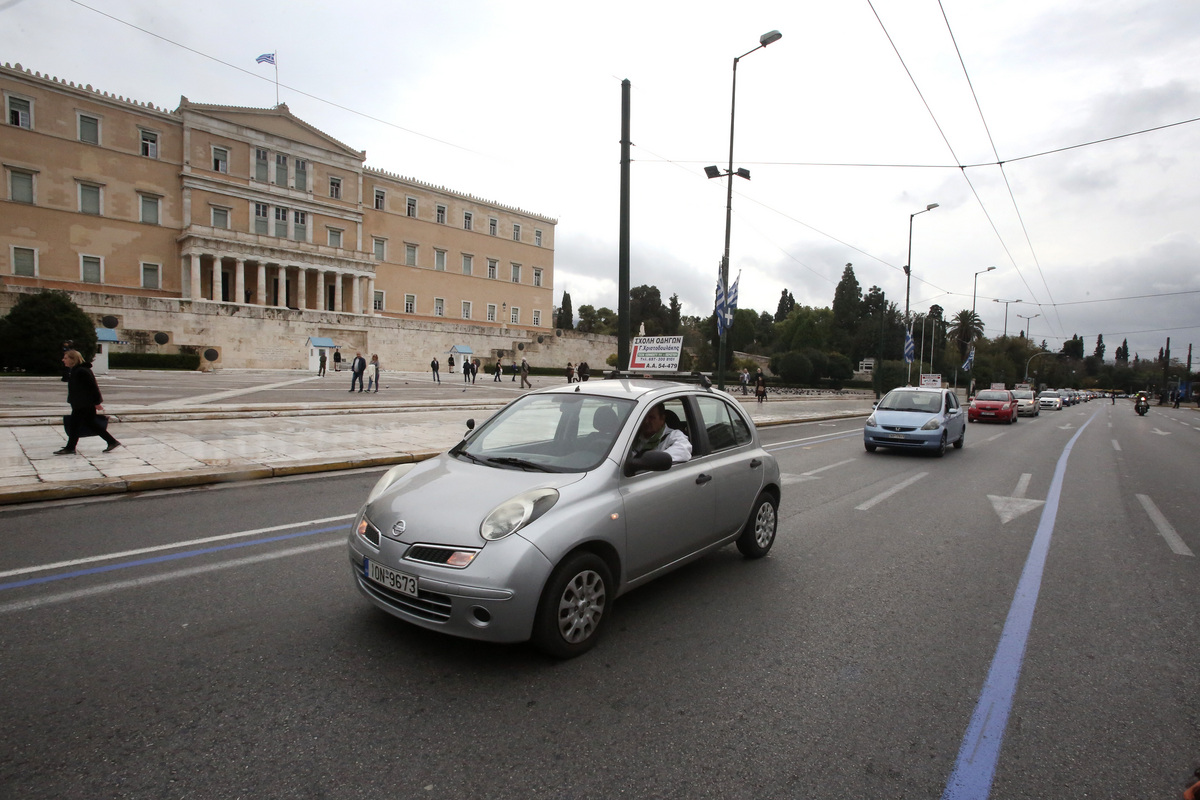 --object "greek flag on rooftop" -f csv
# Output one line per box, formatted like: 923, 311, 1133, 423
256, 53, 275, 65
